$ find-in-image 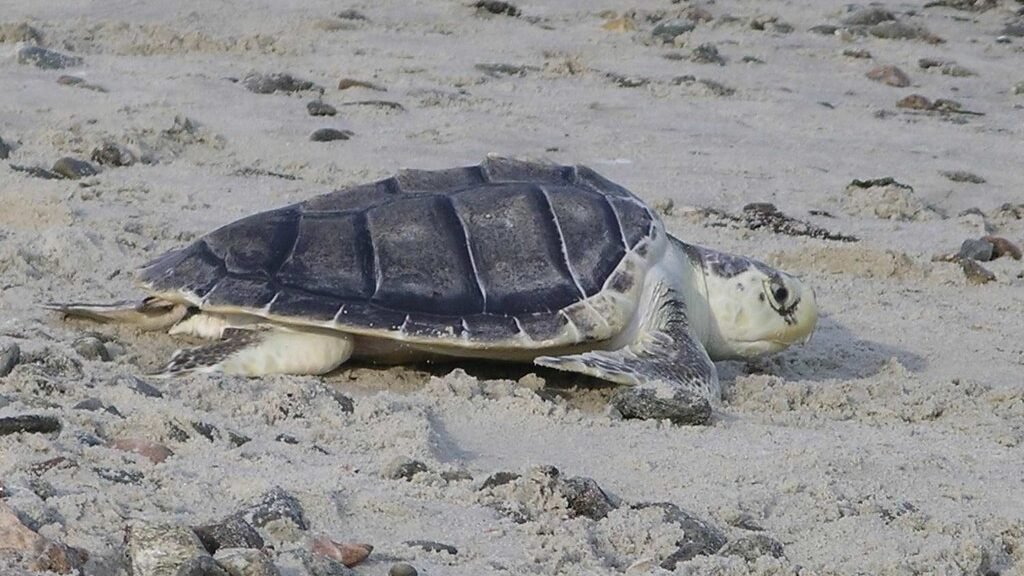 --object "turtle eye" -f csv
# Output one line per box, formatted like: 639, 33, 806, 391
773, 286, 789, 304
